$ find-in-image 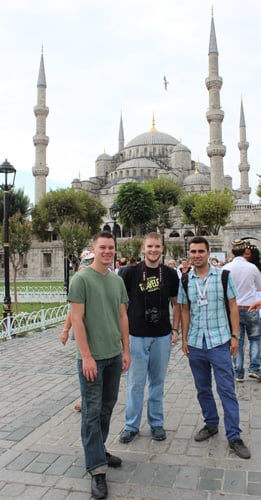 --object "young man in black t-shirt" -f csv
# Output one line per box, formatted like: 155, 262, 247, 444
119, 232, 180, 443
